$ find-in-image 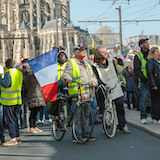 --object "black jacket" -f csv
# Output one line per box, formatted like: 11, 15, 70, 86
22, 64, 46, 110
133, 49, 149, 83
146, 58, 160, 88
